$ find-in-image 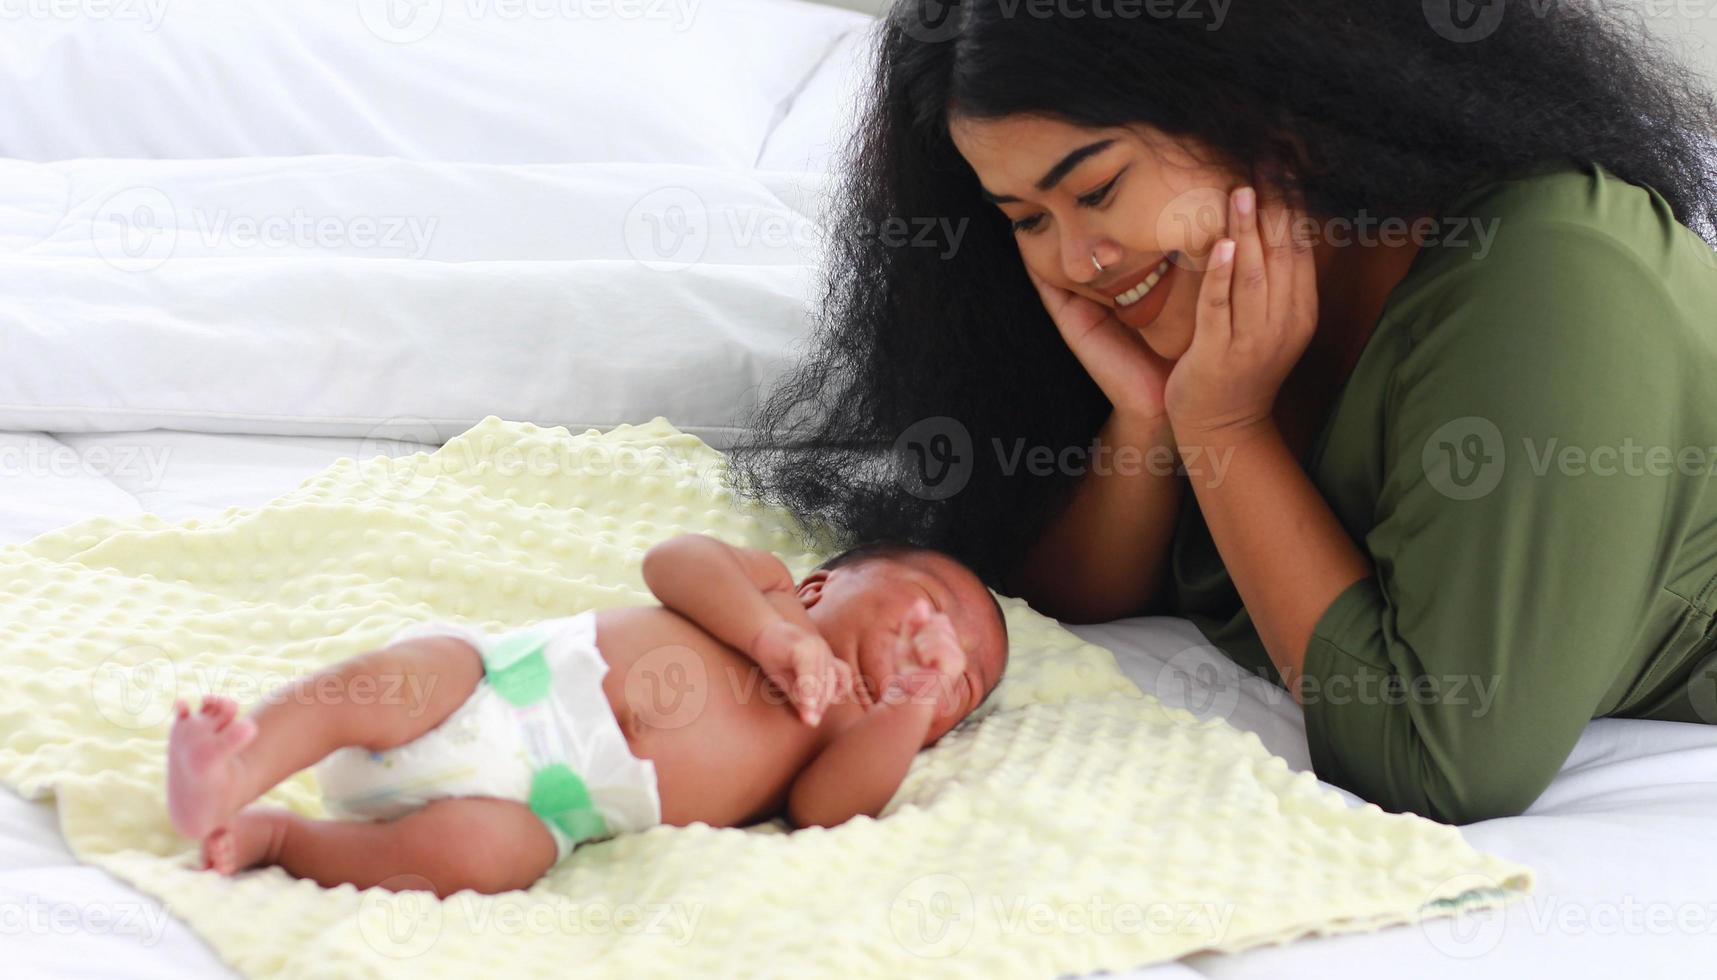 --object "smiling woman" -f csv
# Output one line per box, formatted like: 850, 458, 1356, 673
727, 1, 1717, 824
